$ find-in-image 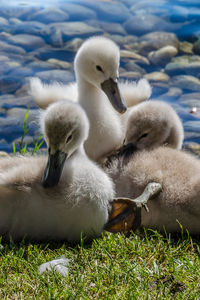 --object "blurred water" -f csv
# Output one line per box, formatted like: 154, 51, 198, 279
0, 0, 200, 152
